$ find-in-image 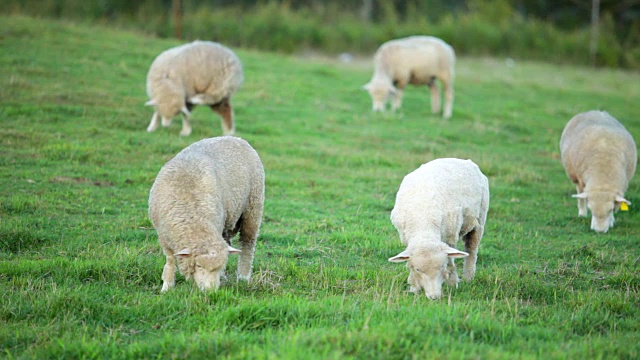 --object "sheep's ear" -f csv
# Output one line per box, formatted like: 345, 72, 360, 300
227, 246, 241, 255
175, 248, 192, 258
389, 250, 411, 263
446, 248, 469, 258
362, 83, 371, 91
572, 192, 588, 199
145, 99, 156, 106
615, 195, 631, 205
